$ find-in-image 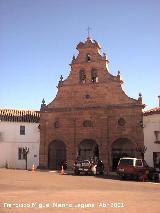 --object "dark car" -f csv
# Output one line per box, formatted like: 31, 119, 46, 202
74, 160, 92, 175
95, 160, 104, 175
74, 159, 104, 175
117, 157, 155, 180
